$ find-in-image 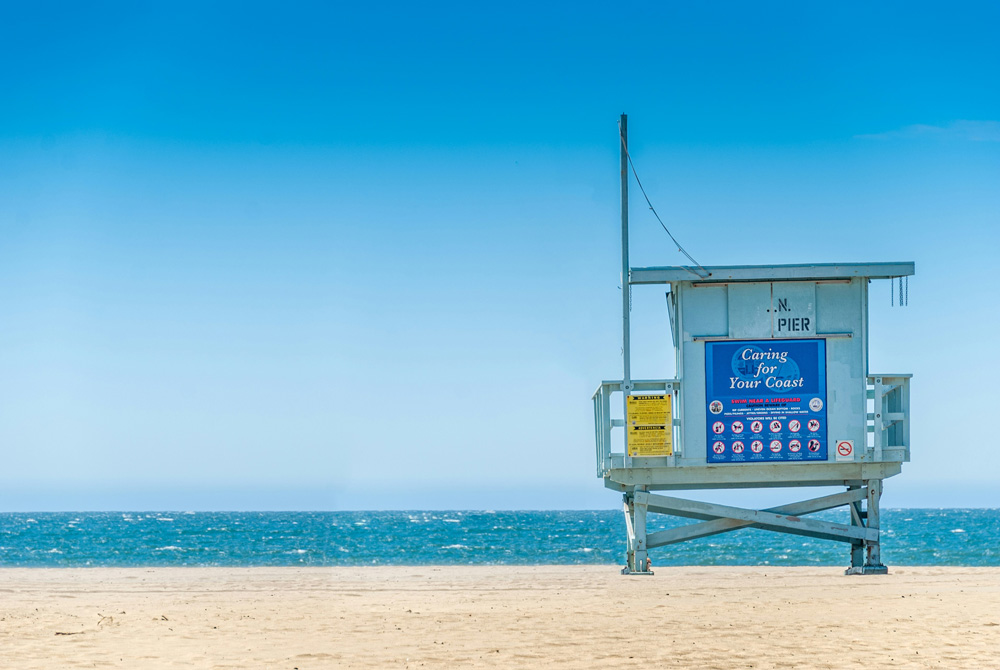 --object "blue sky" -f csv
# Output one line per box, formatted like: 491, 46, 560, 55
1, 2, 998, 510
